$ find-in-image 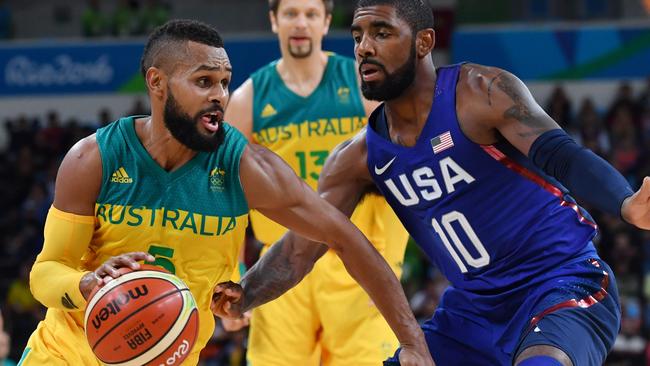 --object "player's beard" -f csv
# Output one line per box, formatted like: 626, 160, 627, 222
288, 38, 313, 59
360, 42, 417, 101
163, 90, 225, 152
